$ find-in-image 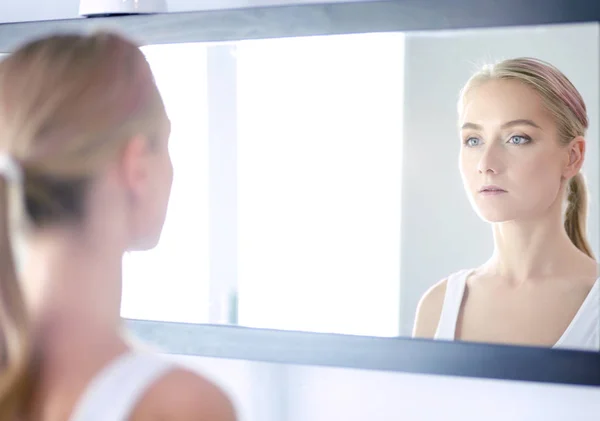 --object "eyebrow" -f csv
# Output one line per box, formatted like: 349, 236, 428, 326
461, 119, 542, 131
